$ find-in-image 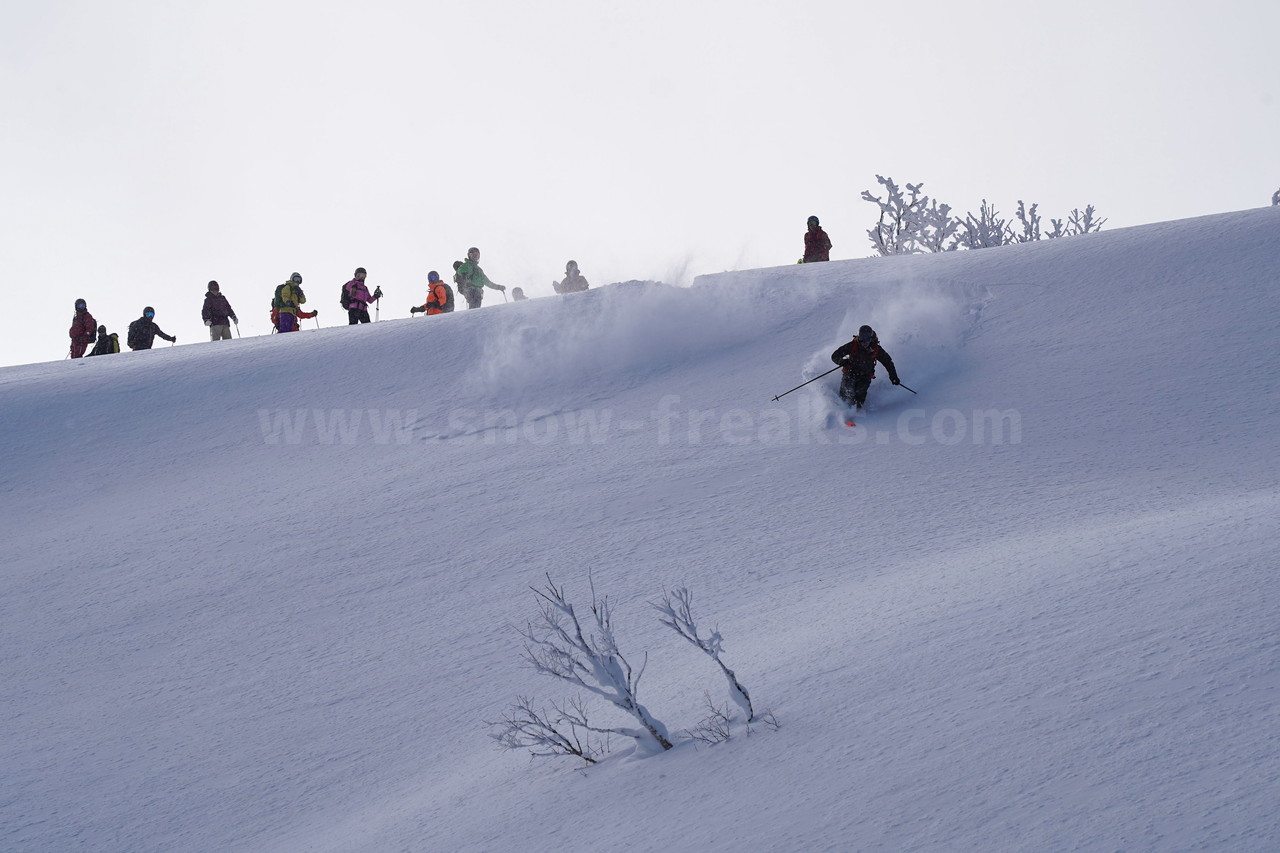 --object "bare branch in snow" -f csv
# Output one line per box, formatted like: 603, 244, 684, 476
653, 587, 754, 722
520, 574, 673, 751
